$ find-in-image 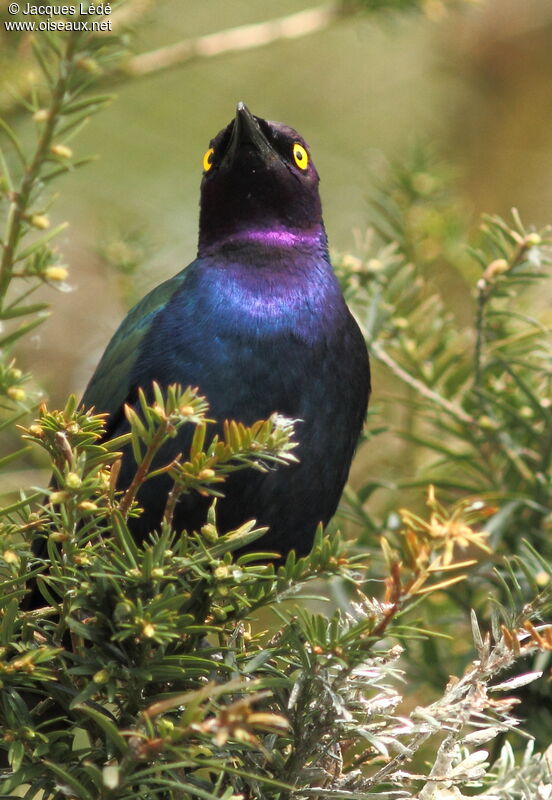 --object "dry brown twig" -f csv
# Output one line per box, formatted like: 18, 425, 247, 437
120, 2, 350, 78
